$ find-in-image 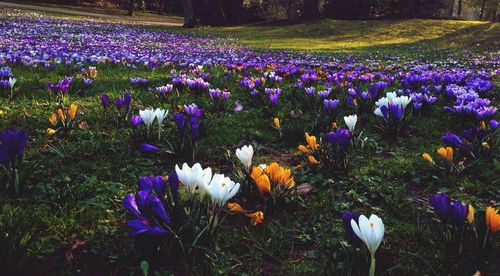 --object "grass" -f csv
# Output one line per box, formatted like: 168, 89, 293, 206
188, 19, 500, 56
0, 8, 499, 275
